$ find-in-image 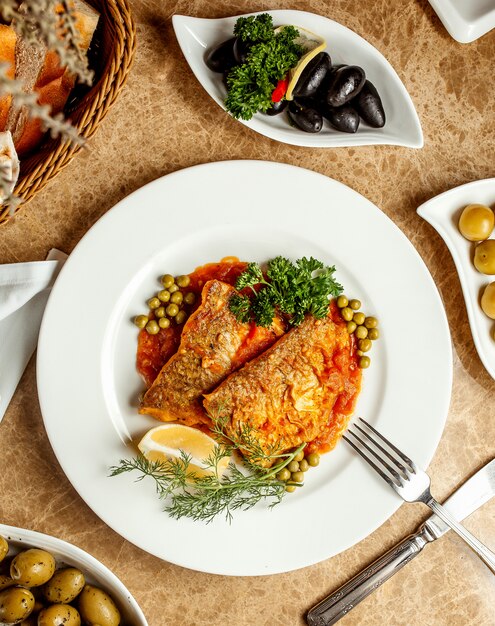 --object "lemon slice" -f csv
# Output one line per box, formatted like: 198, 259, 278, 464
138, 424, 230, 477
280, 26, 326, 101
